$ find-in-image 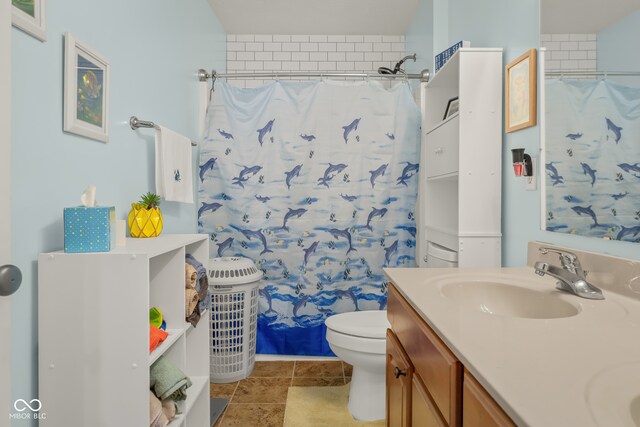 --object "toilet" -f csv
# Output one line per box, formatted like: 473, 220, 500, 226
325, 310, 390, 421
